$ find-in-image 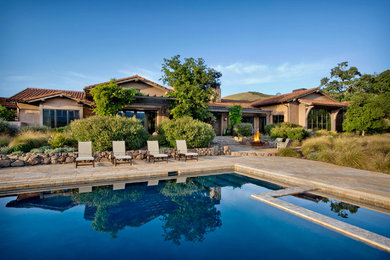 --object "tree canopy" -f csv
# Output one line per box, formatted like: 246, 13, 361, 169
320, 62, 362, 101
160, 55, 222, 121
90, 79, 139, 116
228, 105, 242, 127
342, 93, 389, 135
